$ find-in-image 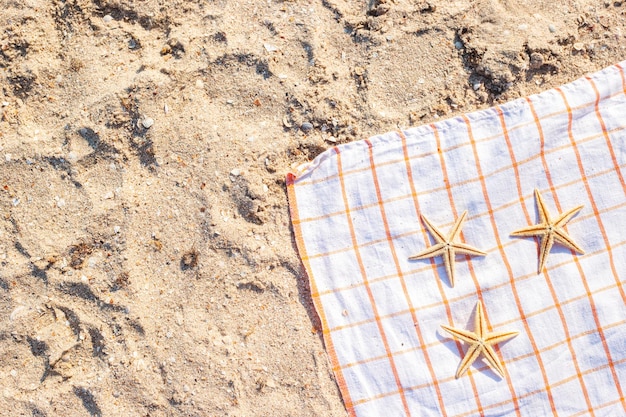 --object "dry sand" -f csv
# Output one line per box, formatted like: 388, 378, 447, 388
0, 0, 624, 415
